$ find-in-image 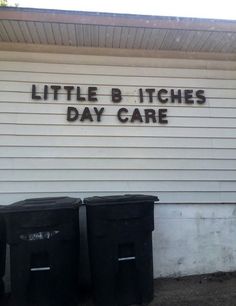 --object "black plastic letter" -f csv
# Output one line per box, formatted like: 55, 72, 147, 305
158, 108, 168, 124
157, 89, 168, 103
32, 84, 42, 100
196, 90, 206, 104
67, 107, 79, 121
117, 108, 128, 123
64, 86, 75, 101
112, 88, 122, 103
88, 87, 98, 102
